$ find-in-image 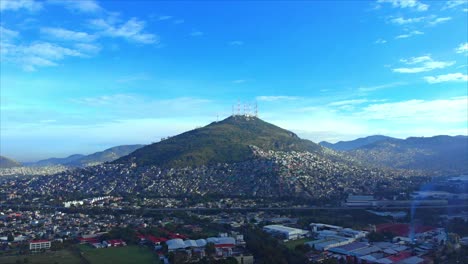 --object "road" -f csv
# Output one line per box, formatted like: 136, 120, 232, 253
1, 203, 467, 212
